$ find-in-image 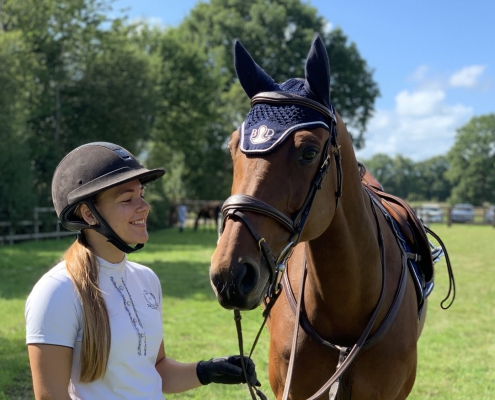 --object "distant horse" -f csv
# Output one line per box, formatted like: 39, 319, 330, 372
209, 36, 453, 400
194, 201, 222, 231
